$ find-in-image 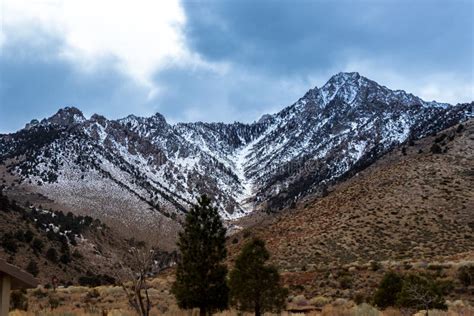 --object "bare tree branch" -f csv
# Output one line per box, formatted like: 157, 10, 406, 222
114, 244, 157, 316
